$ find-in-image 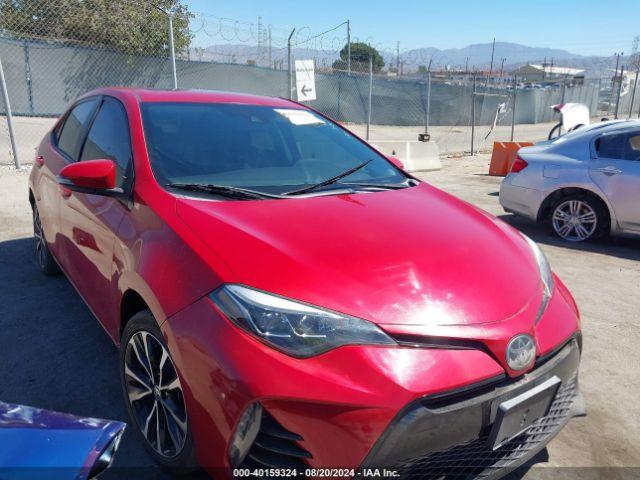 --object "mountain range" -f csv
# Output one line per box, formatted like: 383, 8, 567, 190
190, 41, 623, 77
